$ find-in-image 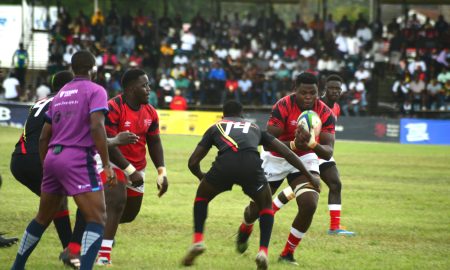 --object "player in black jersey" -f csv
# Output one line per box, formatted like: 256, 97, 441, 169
10, 71, 75, 250
181, 101, 320, 270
